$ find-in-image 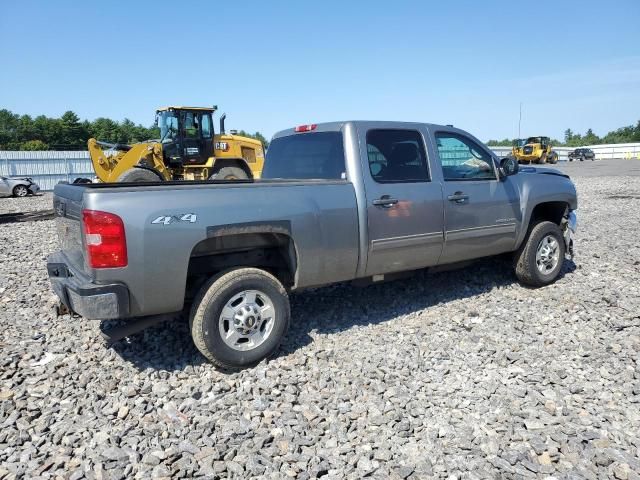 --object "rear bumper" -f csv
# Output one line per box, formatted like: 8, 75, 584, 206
47, 252, 129, 320
28, 184, 40, 194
